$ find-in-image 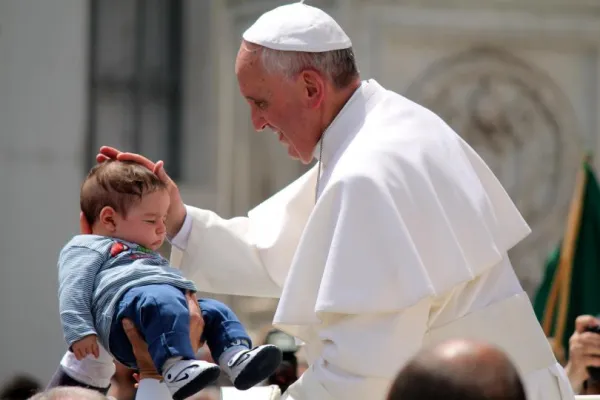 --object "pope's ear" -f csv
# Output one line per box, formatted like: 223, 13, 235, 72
300, 70, 325, 108
98, 206, 118, 232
